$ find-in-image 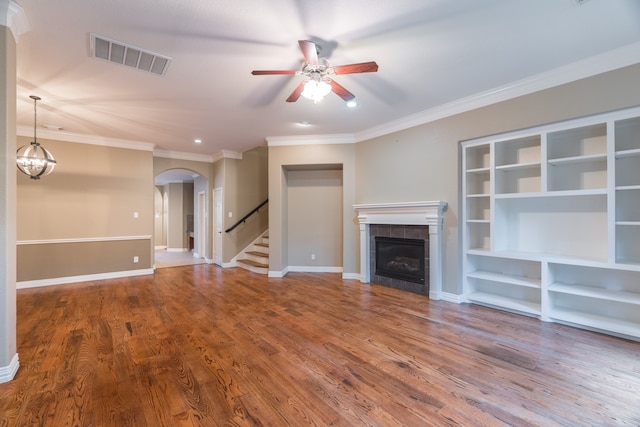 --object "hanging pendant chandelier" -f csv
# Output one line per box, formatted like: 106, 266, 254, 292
16, 95, 57, 179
